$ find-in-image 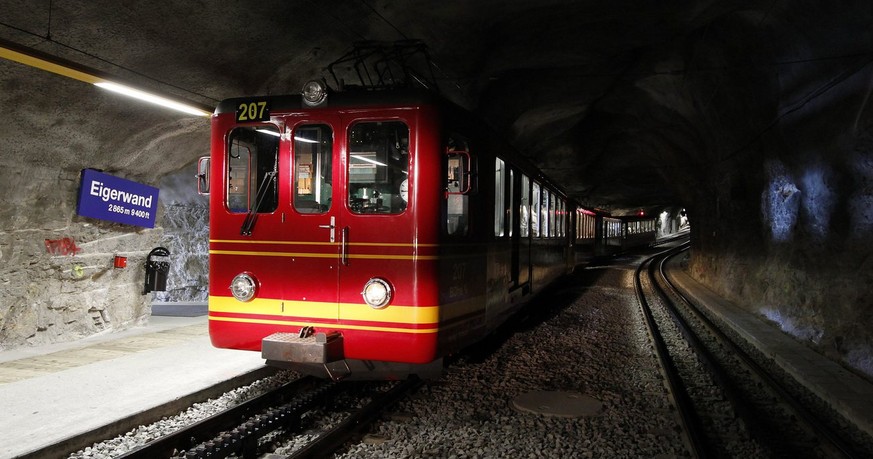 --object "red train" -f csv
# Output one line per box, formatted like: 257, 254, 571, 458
200, 80, 656, 379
